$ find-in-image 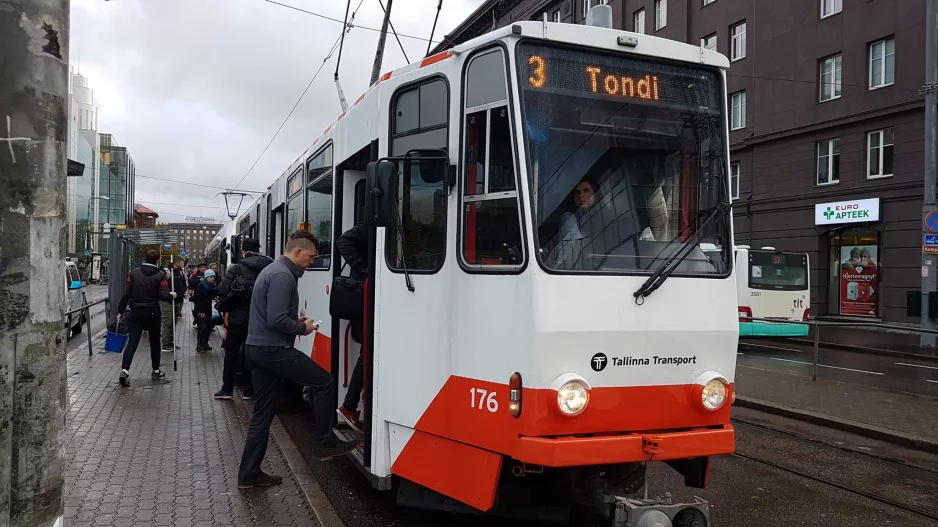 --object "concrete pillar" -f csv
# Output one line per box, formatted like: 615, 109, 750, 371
0, 1, 71, 526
